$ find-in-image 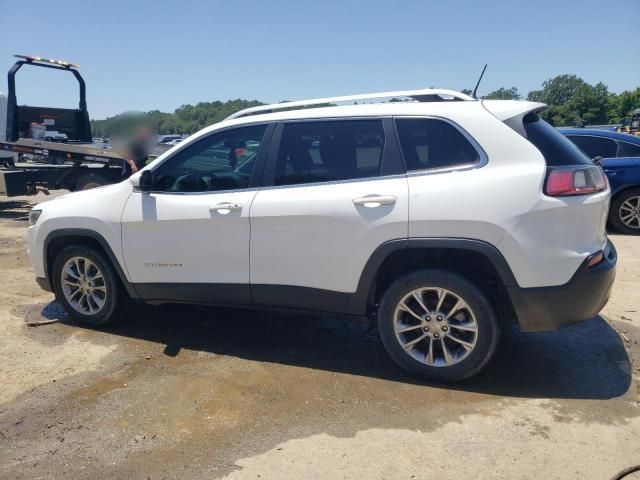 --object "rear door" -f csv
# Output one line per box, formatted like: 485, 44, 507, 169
249, 118, 408, 312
